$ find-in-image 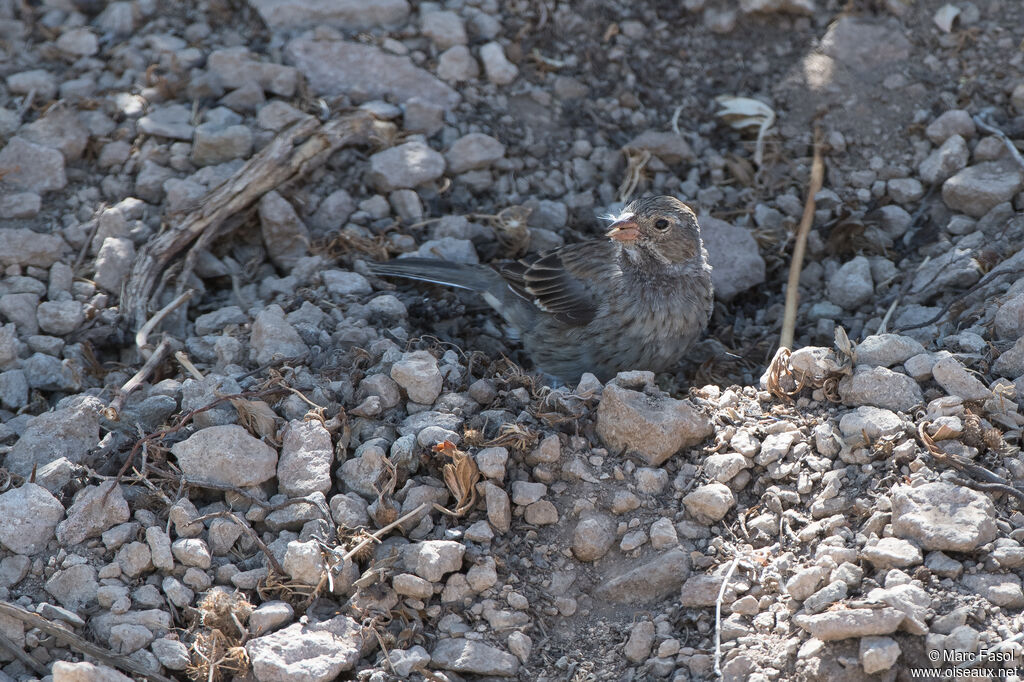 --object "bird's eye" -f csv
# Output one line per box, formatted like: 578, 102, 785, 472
654, 218, 670, 231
